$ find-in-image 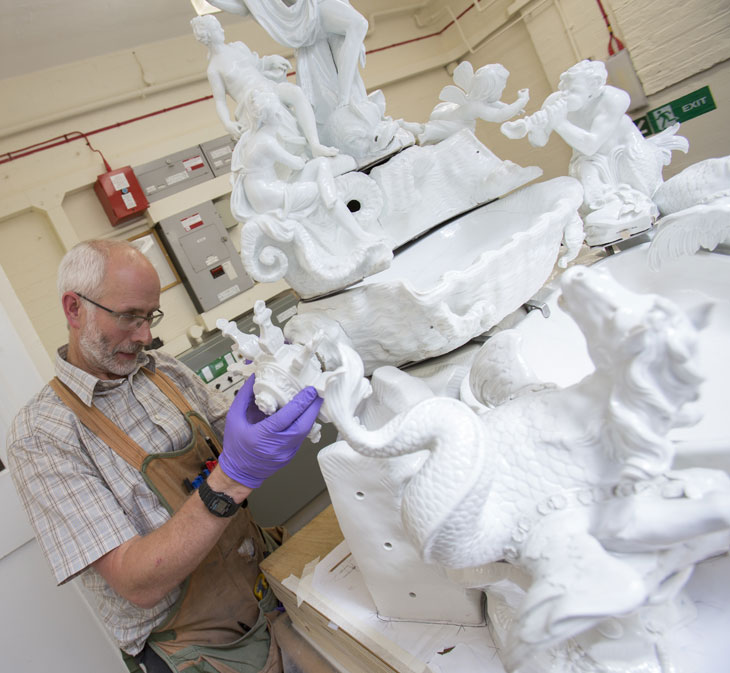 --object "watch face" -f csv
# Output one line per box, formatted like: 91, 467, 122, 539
212, 499, 230, 515
199, 480, 238, 517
